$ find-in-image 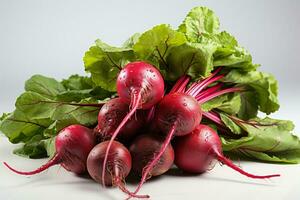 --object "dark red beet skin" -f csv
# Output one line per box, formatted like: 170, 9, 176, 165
87, 141, 131, 186
155, 92, 202, 136
87, 141, 149, 199
4, 125, 95, 175
116, 61, 164, 109
174, 125, 220, 173
174, 124, 280, 179
96, 98, 143, 143
130, 134, 174, 177
55, 125, 95, 174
